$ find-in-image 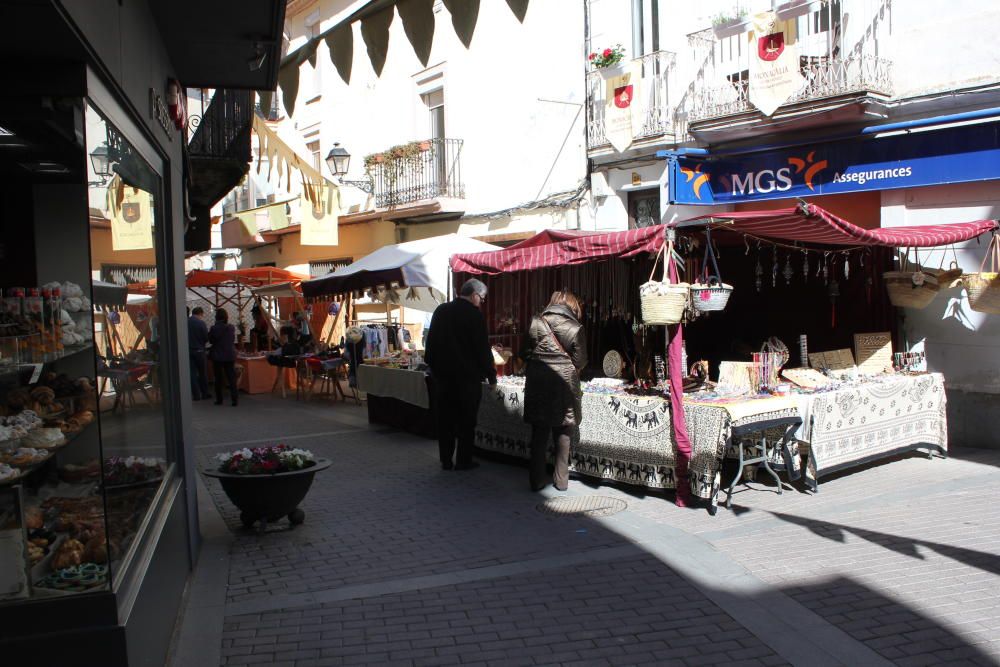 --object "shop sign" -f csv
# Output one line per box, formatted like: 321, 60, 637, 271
149, 87, 172, 140
667, 121, 1000, 204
